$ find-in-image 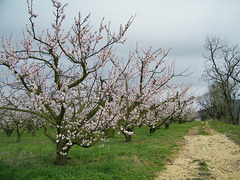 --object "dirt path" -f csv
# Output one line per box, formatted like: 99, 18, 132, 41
156, 123, 240, 180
